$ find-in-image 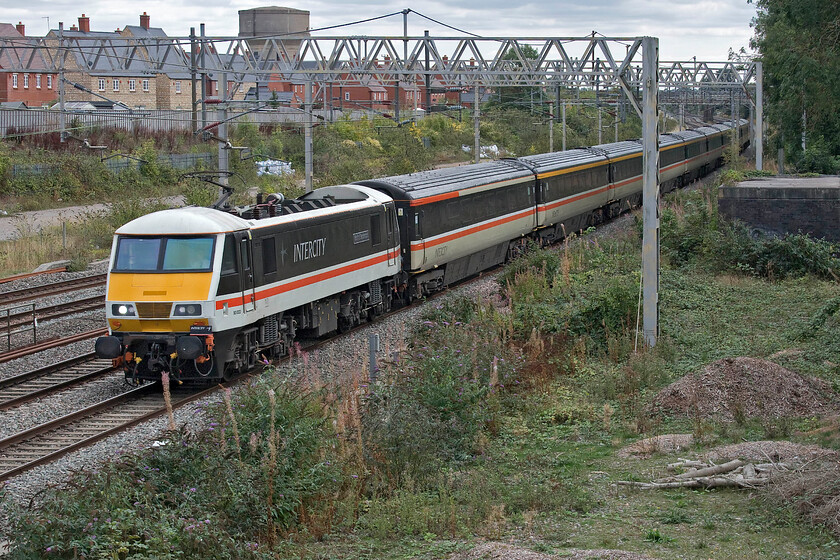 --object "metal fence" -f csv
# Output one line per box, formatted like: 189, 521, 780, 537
0, 107, 379, 138
12, 152, 216, 177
